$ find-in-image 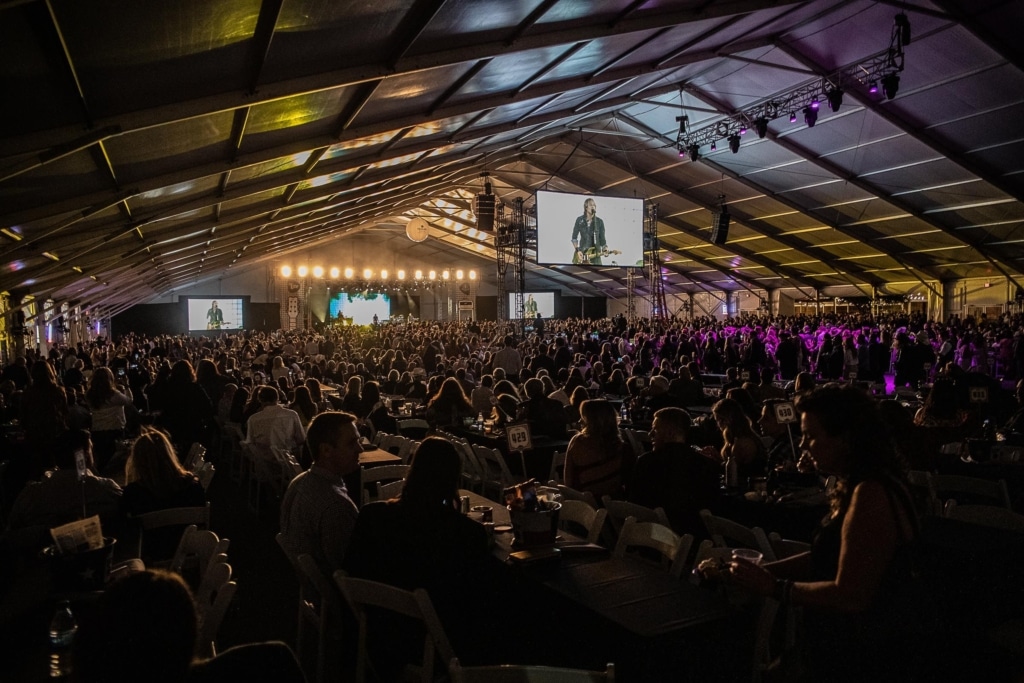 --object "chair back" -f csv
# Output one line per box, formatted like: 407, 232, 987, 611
944, 502, 1024, 532
930, 474, 1012, 509
168, 525, 229, 580
600, 496, 669, 547
375, 479, 406, 502
558, 499, 607, 545
699, 509, 776, 562
334, 574, 455, 683
613, 516, 692, 578
195, 561, 236, 658
397, 419, 431, 440
297, 553, 348, 683
547, 451, 567, 486
472, 445, 514, 500
766, 531, 810, 560
555, 484, 597, 508
361, 464, 411, 506
449, 658, 614, 682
